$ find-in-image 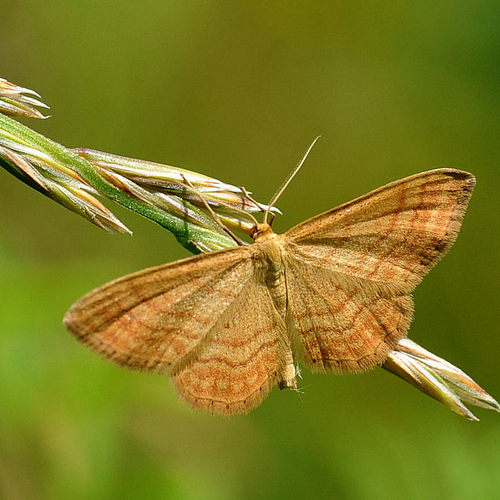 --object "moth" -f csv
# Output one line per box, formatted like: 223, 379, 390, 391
65, 167, 475, 415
